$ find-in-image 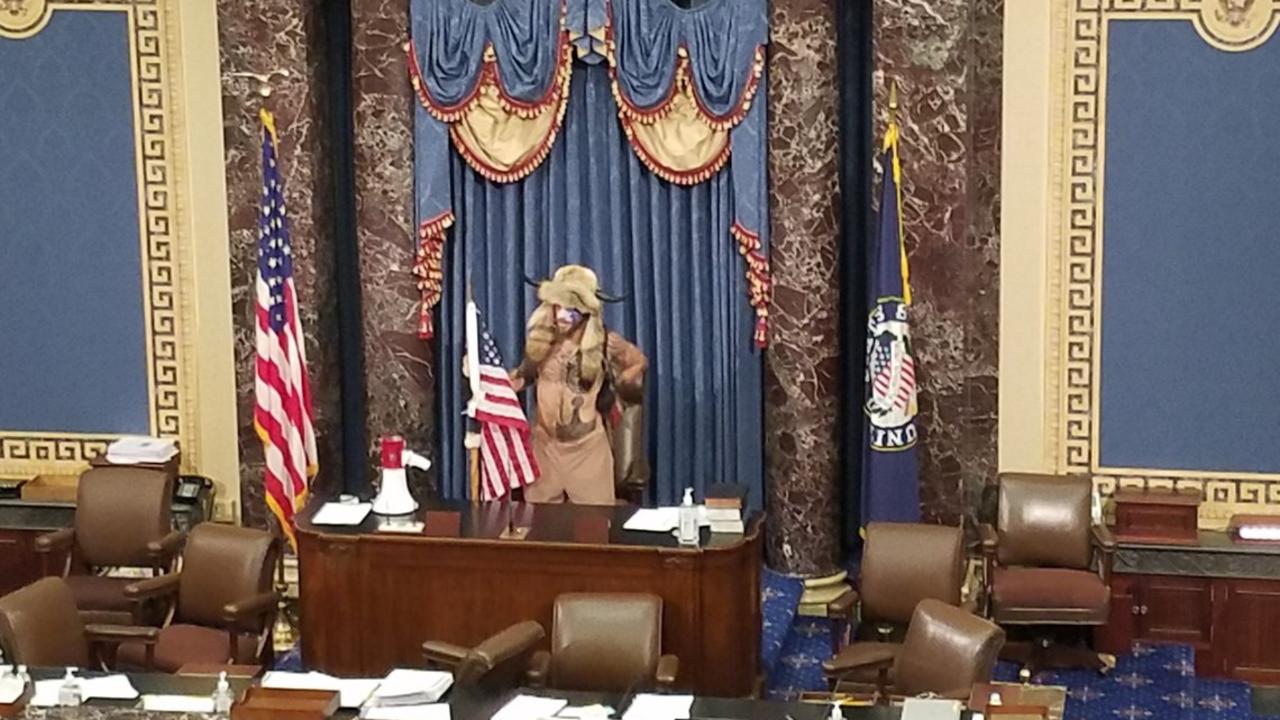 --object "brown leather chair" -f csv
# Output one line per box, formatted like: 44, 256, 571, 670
0, 578, 159, 668
116, 523, 281, 672
980, 473, 1115, 670
826, 521, 968, 672
527, 593, 678, 692
34, 466, 183, 625
823, 599, 1005, 701
423, 621, 545, 692
610, 399, 649, 505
